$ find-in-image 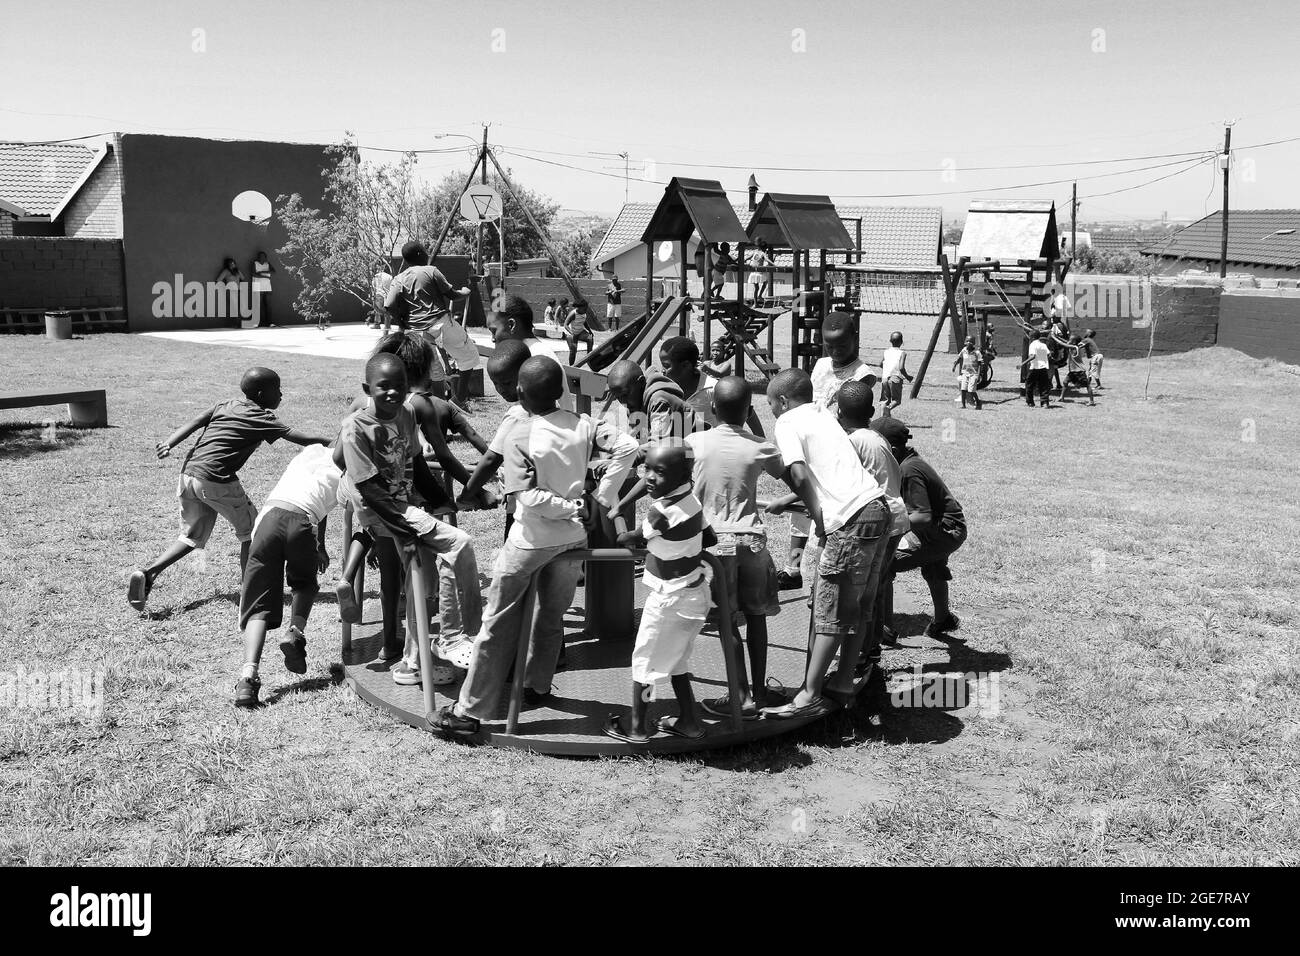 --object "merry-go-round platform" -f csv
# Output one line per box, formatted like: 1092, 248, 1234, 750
340, 550, 881, 756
